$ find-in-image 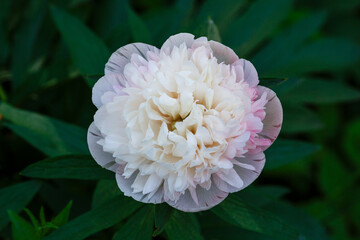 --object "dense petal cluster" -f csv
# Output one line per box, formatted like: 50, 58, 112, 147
88, 33, 283, 212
